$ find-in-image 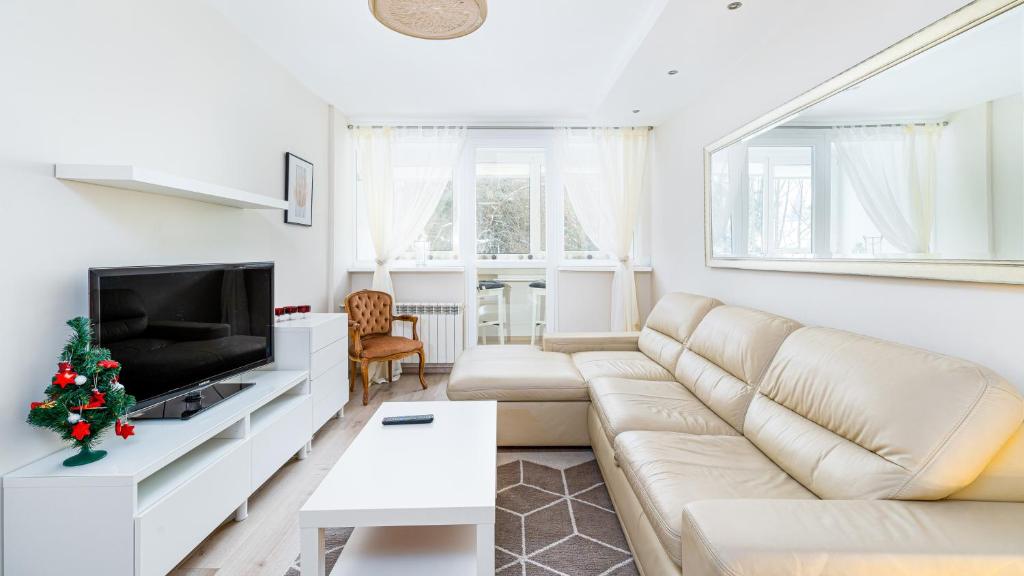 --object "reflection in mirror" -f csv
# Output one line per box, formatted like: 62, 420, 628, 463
711, 4, 1024, 263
